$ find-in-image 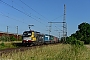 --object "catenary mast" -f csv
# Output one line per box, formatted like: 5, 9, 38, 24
63, 4, 67, 42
